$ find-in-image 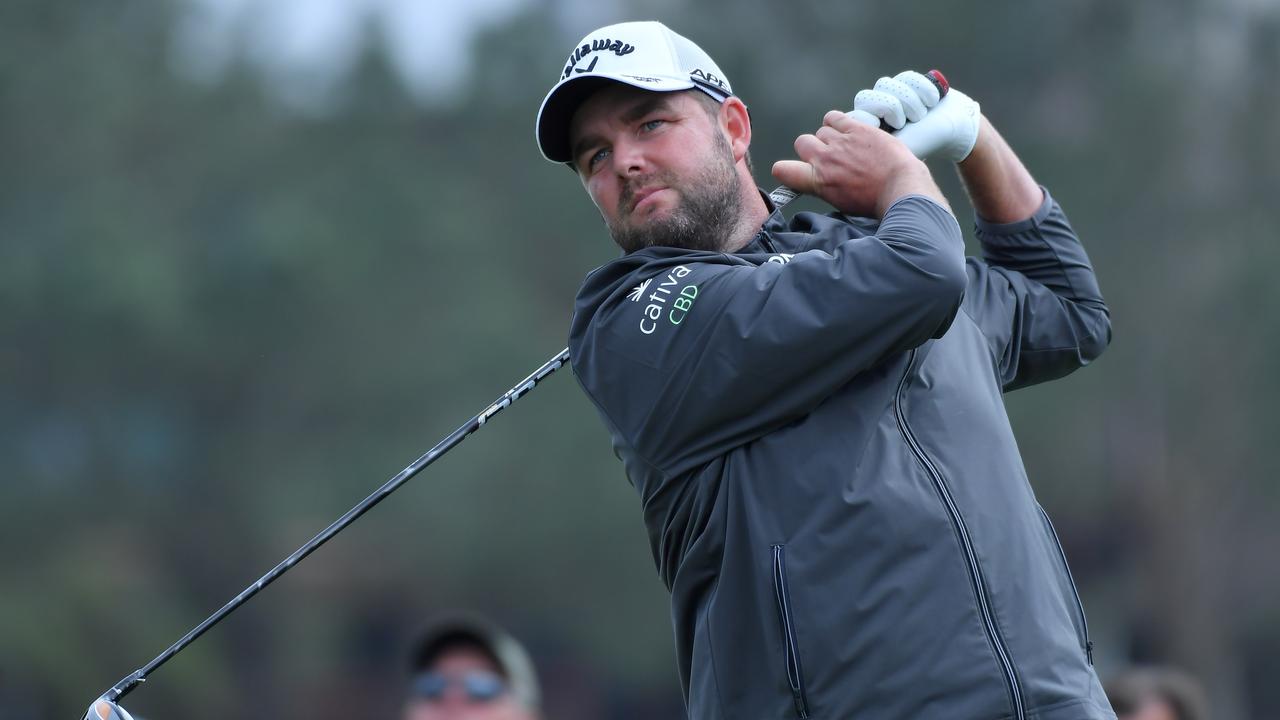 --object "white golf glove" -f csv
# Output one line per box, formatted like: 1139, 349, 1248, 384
847, 71, 981, 163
